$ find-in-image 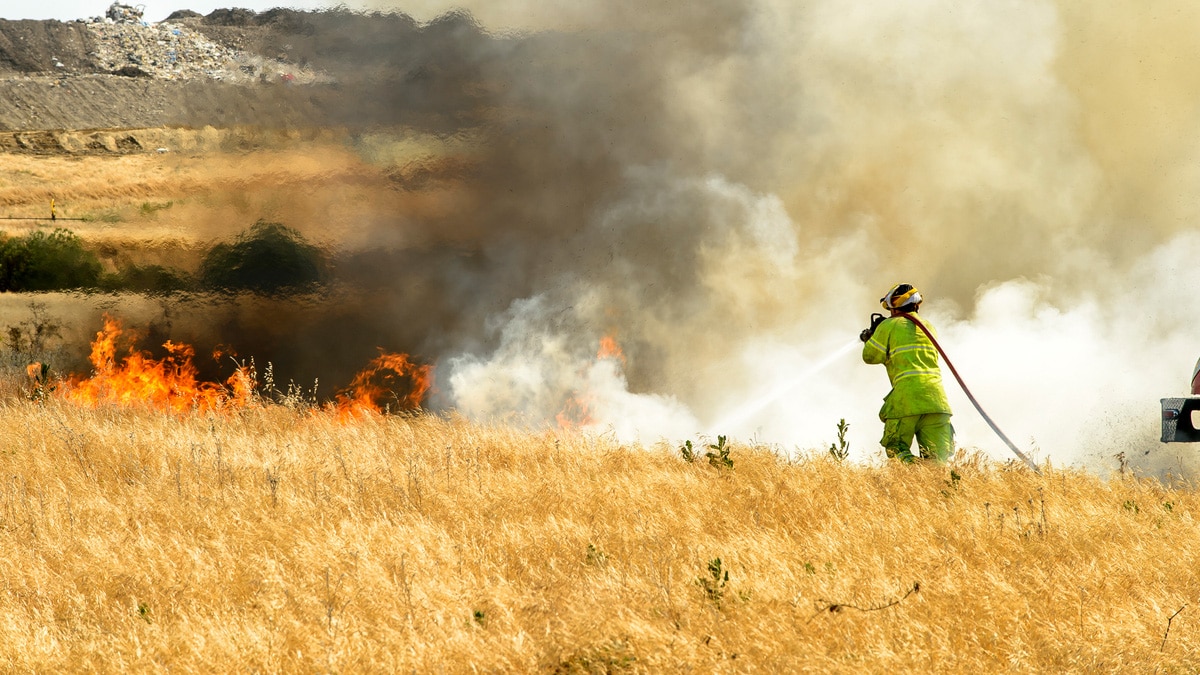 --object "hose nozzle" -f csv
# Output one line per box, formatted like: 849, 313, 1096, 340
859, 313, 885, 343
